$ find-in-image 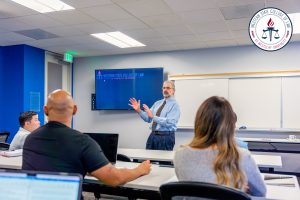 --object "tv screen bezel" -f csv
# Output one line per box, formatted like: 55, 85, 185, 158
94, 67, 164, 110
